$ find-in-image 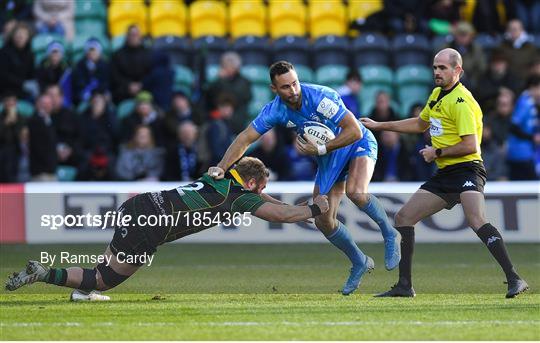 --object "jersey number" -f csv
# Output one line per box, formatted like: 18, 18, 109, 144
176, 182, 204, 196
